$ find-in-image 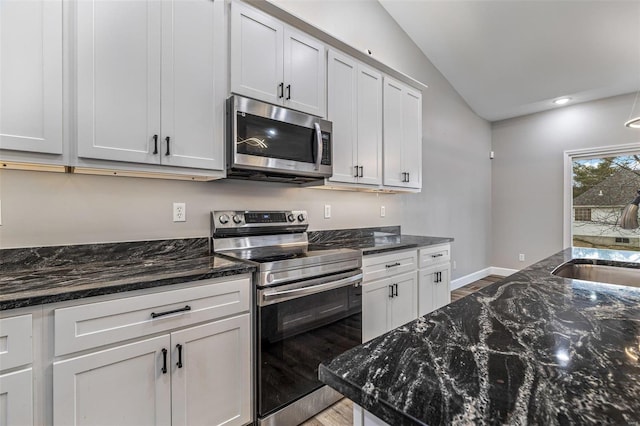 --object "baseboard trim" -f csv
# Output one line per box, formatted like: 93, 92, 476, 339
451, 267, 519, 290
